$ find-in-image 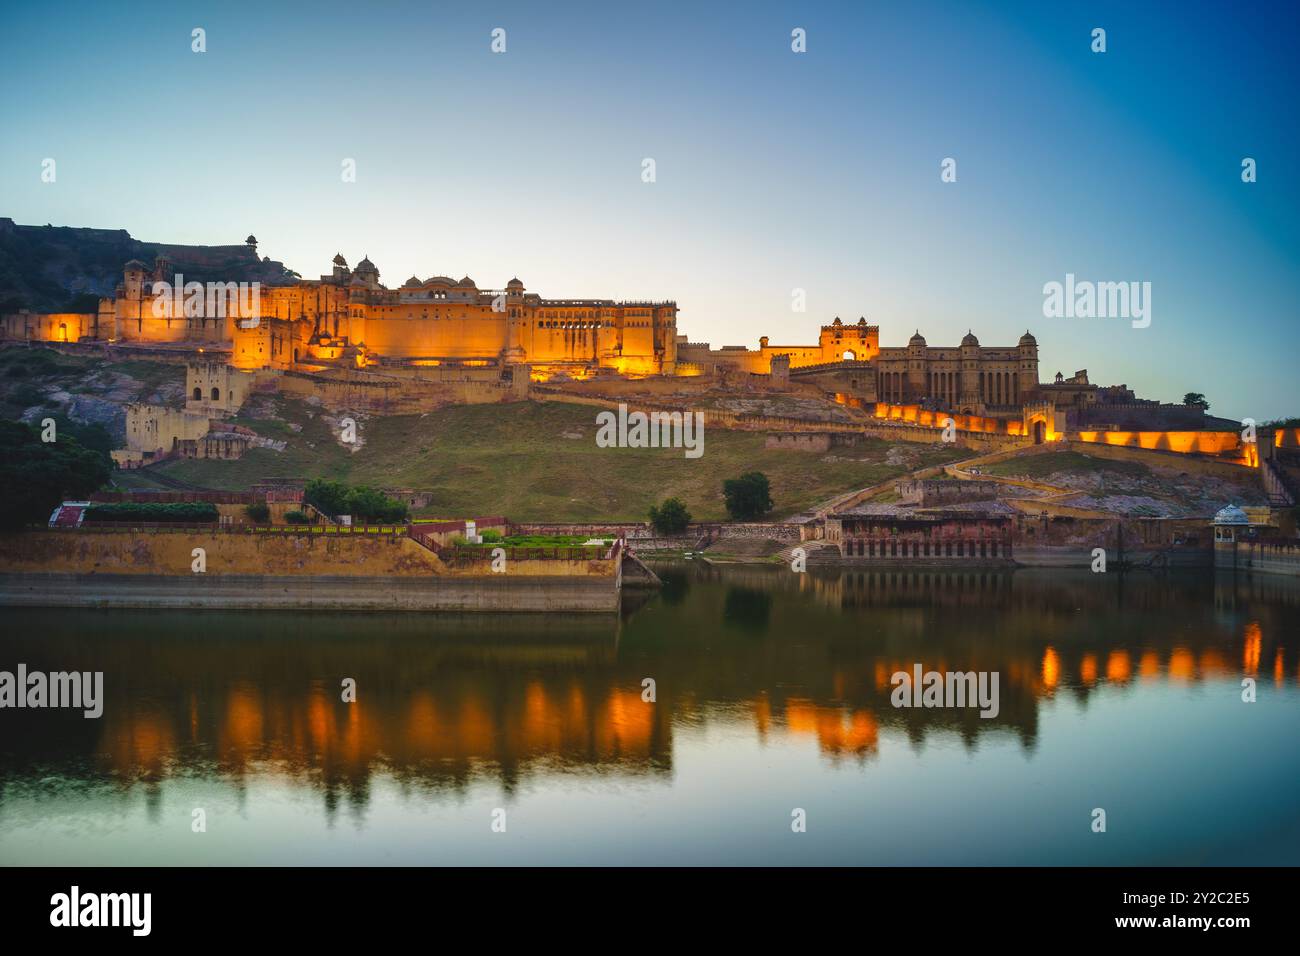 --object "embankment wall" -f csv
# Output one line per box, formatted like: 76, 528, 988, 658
0, 531, 619, 610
